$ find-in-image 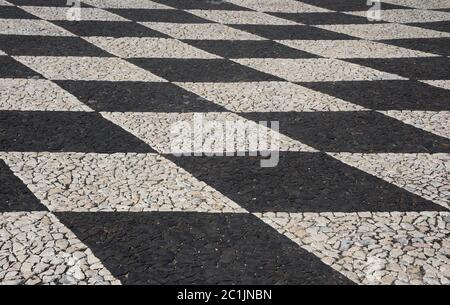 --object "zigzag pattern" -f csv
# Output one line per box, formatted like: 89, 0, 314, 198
0, 0, 449, 285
